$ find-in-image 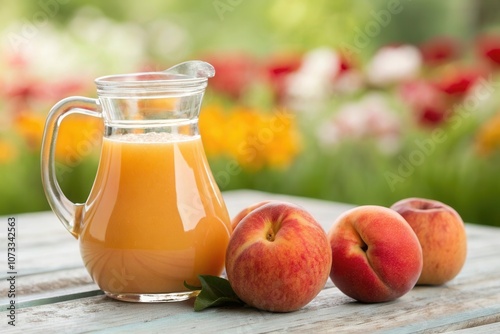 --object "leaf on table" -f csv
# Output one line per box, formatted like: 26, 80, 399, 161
184, 275, 245, 311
